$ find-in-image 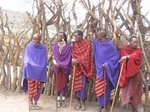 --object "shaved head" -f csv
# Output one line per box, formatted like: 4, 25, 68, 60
33, 33, 41, 39
96, 30, 107, 41
33, 33, 41, 45
98, 30, 107, 37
